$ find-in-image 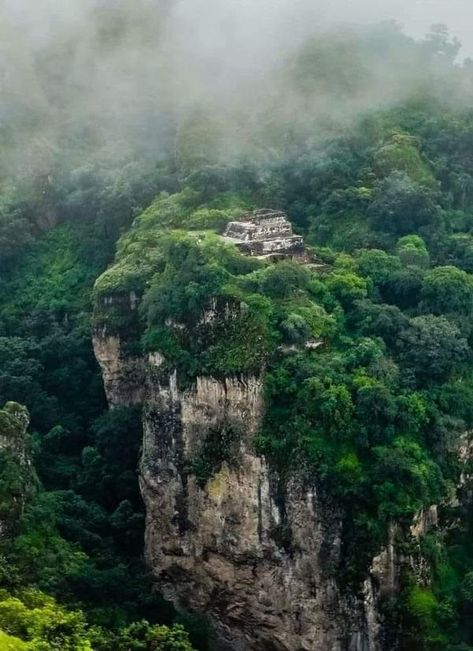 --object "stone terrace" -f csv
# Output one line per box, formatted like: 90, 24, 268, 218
223, 209, 307, 260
